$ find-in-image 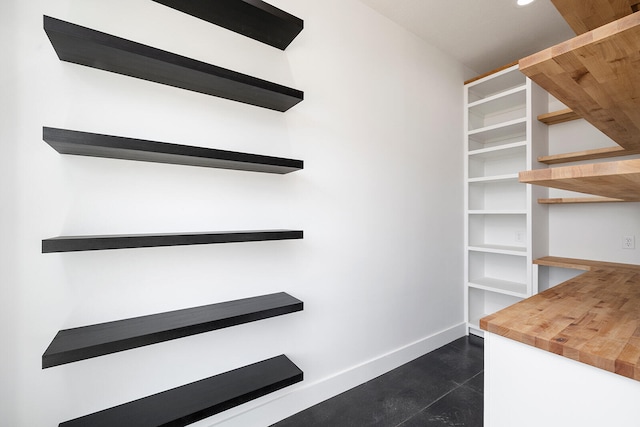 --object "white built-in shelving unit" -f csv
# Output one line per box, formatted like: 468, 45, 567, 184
464, 64, 549, 336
